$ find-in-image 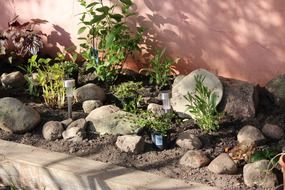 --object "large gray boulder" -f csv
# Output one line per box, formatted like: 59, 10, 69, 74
265, 74, 285, 107
86, 106, 141, 135
171, 69, 223, 118
74, 83, 105, 103
219, 78, 258, 119
0, 97, 41, 133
